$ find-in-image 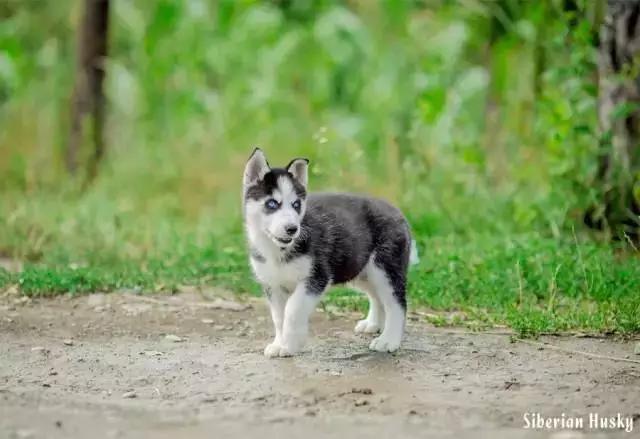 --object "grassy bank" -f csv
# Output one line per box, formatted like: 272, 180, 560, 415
1, 187, 638, 337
